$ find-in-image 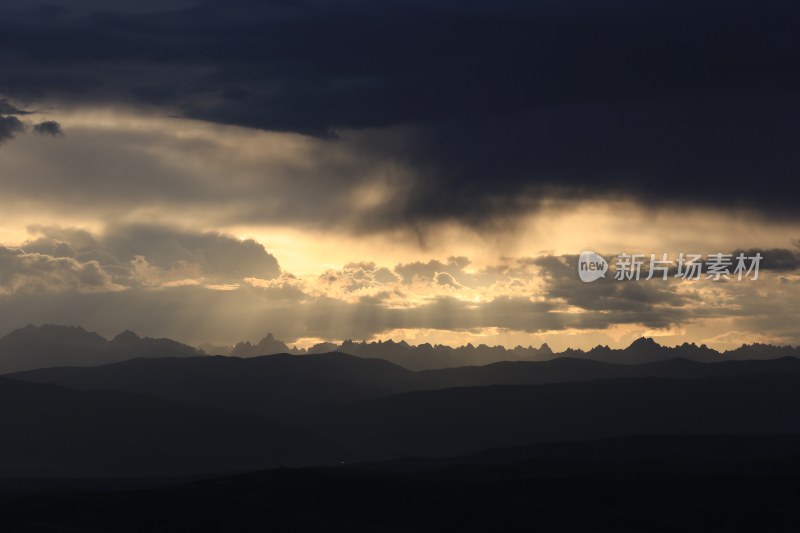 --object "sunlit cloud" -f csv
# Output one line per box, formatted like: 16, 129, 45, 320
1, 104, 799, 350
